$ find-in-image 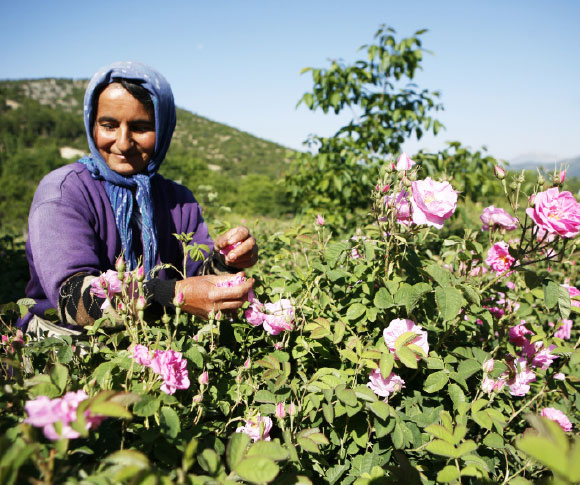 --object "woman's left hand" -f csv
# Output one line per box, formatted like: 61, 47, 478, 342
214, 226, 258, 269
